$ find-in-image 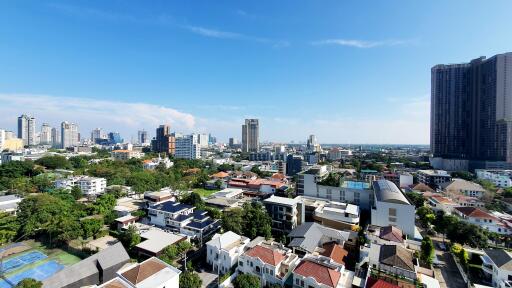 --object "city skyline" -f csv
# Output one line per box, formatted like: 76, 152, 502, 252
2, 1, 512, 144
